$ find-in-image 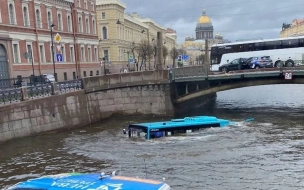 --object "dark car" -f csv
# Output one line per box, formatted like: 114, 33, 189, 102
246, 56, 273, 69
219, 58, 248, 73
